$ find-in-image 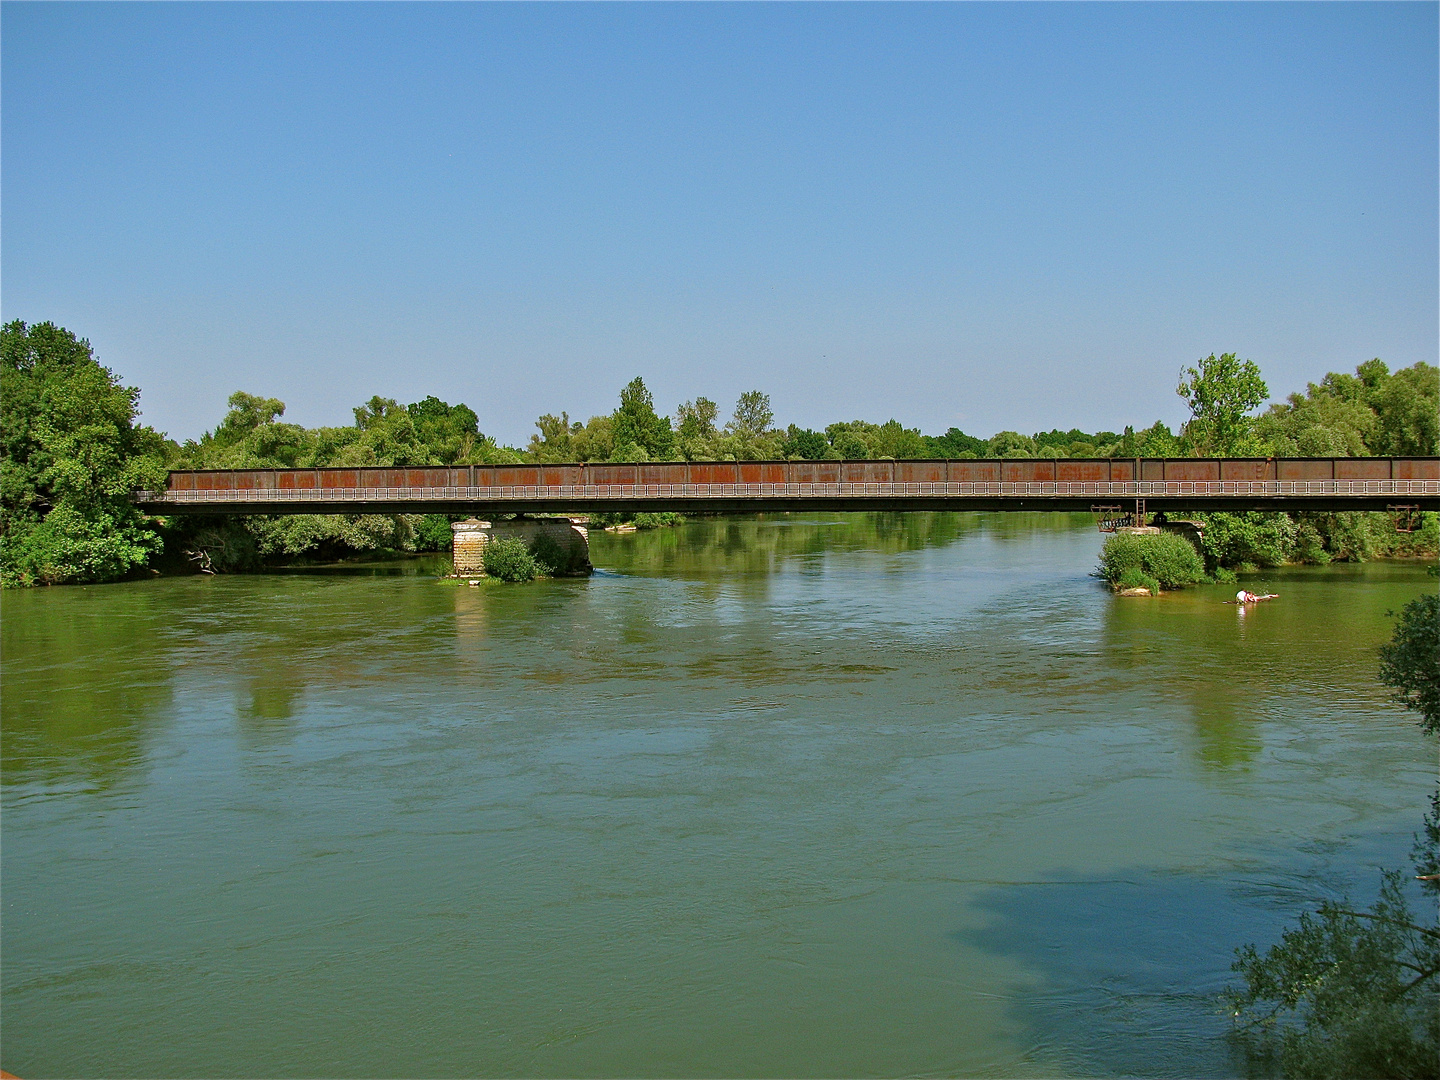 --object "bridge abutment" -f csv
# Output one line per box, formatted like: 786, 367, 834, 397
451, 517, 593, 577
